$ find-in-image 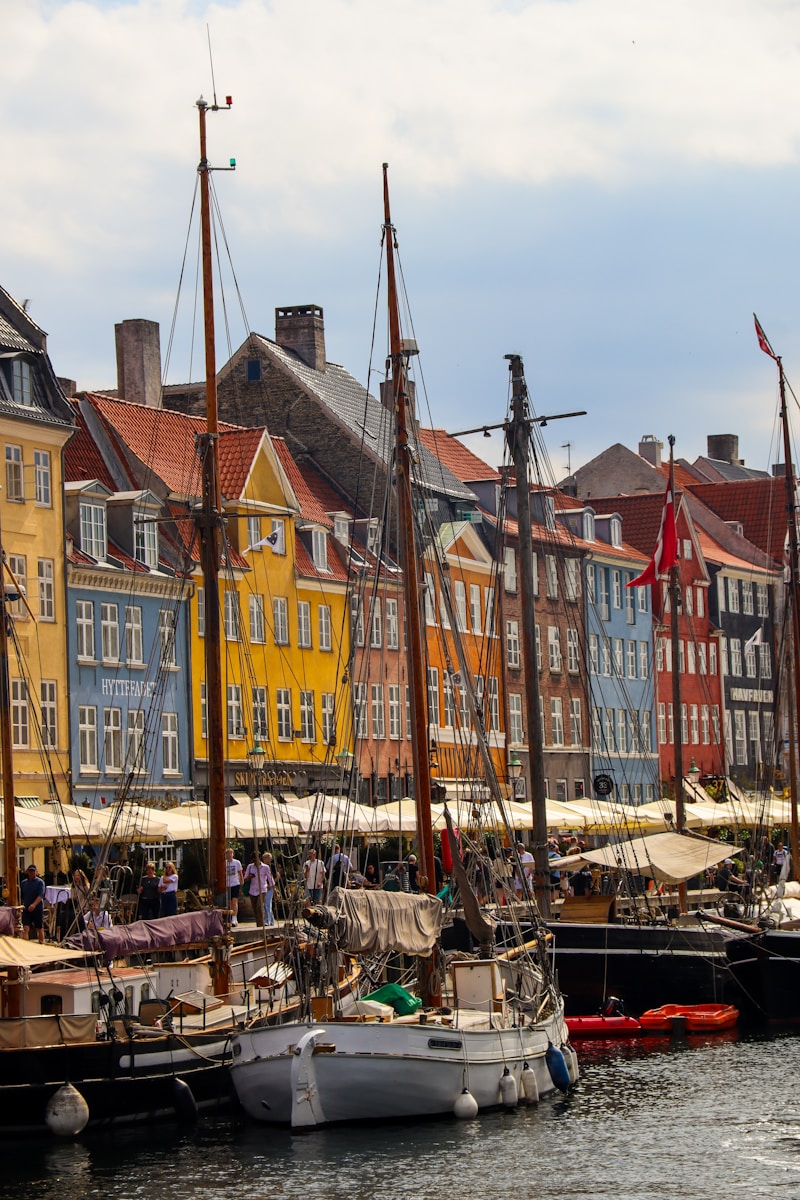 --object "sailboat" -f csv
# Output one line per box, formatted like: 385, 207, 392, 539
0, 93, 281, 1136
228, 165, 575, 1129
